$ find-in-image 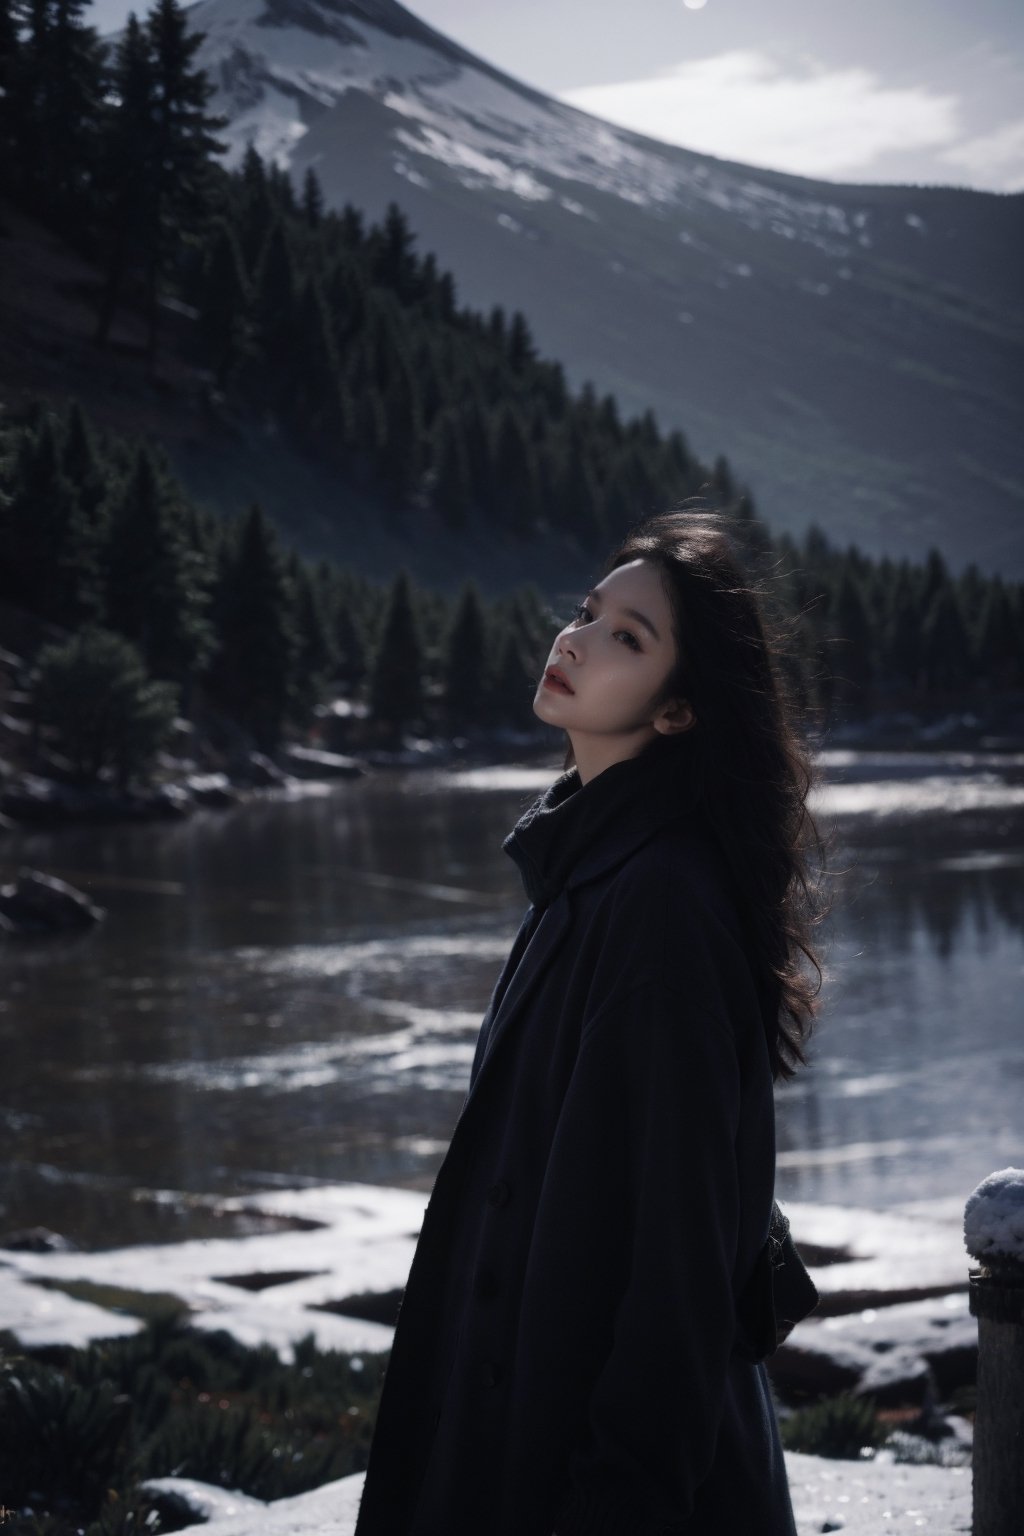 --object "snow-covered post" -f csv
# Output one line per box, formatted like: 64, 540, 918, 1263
965, 1167, 1024, 1536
